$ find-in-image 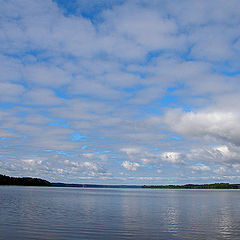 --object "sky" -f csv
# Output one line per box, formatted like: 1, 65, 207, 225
1, 0, 240, 184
